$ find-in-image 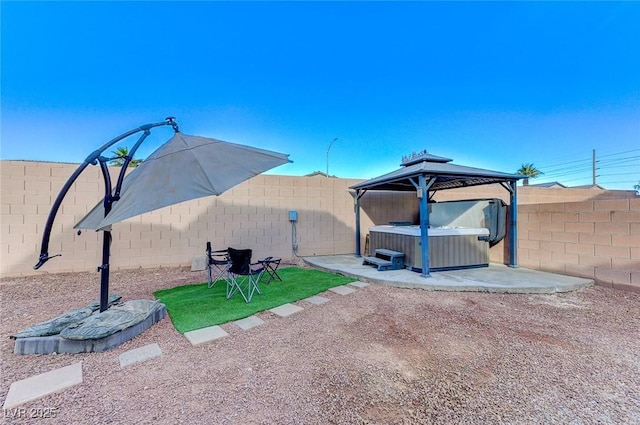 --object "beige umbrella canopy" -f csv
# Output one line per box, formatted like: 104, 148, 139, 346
75, 132, 291, 231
